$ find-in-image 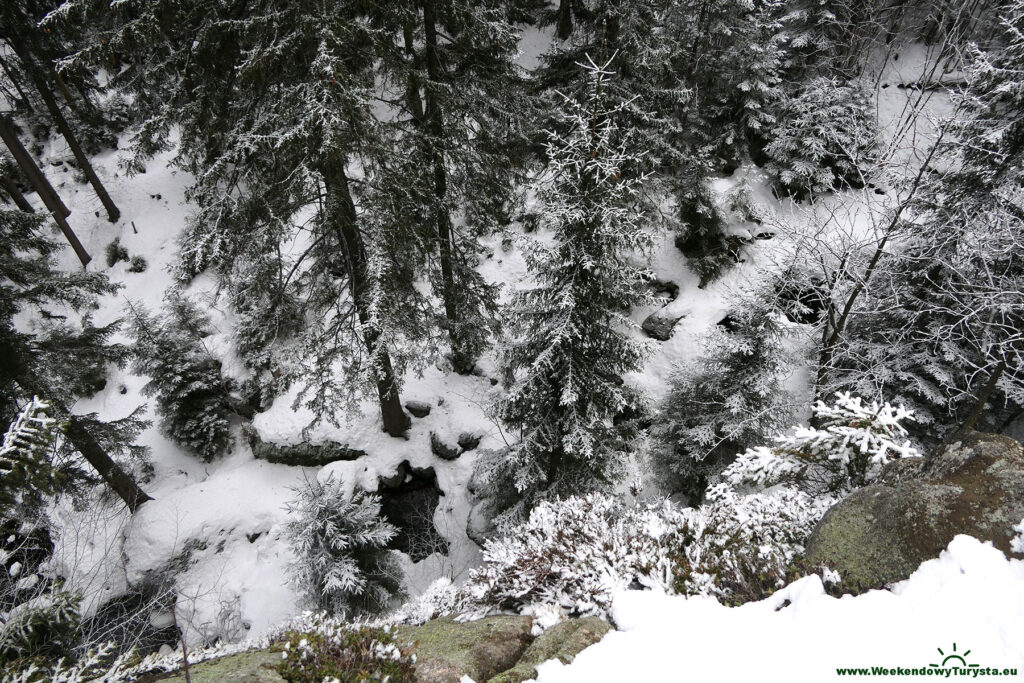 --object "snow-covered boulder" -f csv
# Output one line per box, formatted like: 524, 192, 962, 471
805, 431, 1024, 590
